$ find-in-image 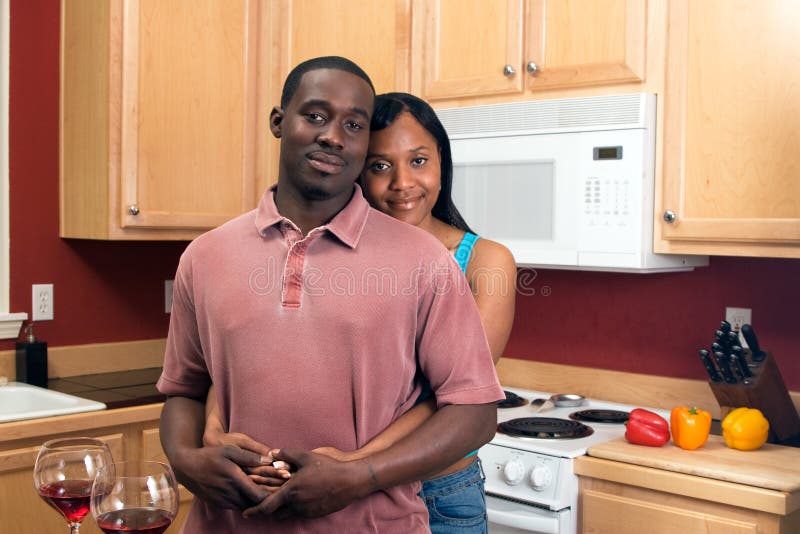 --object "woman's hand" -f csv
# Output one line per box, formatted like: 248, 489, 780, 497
203, 423, 270, 456
203, 386, 290, 489
312, 446, 365, 462
203, 425, 291, 489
